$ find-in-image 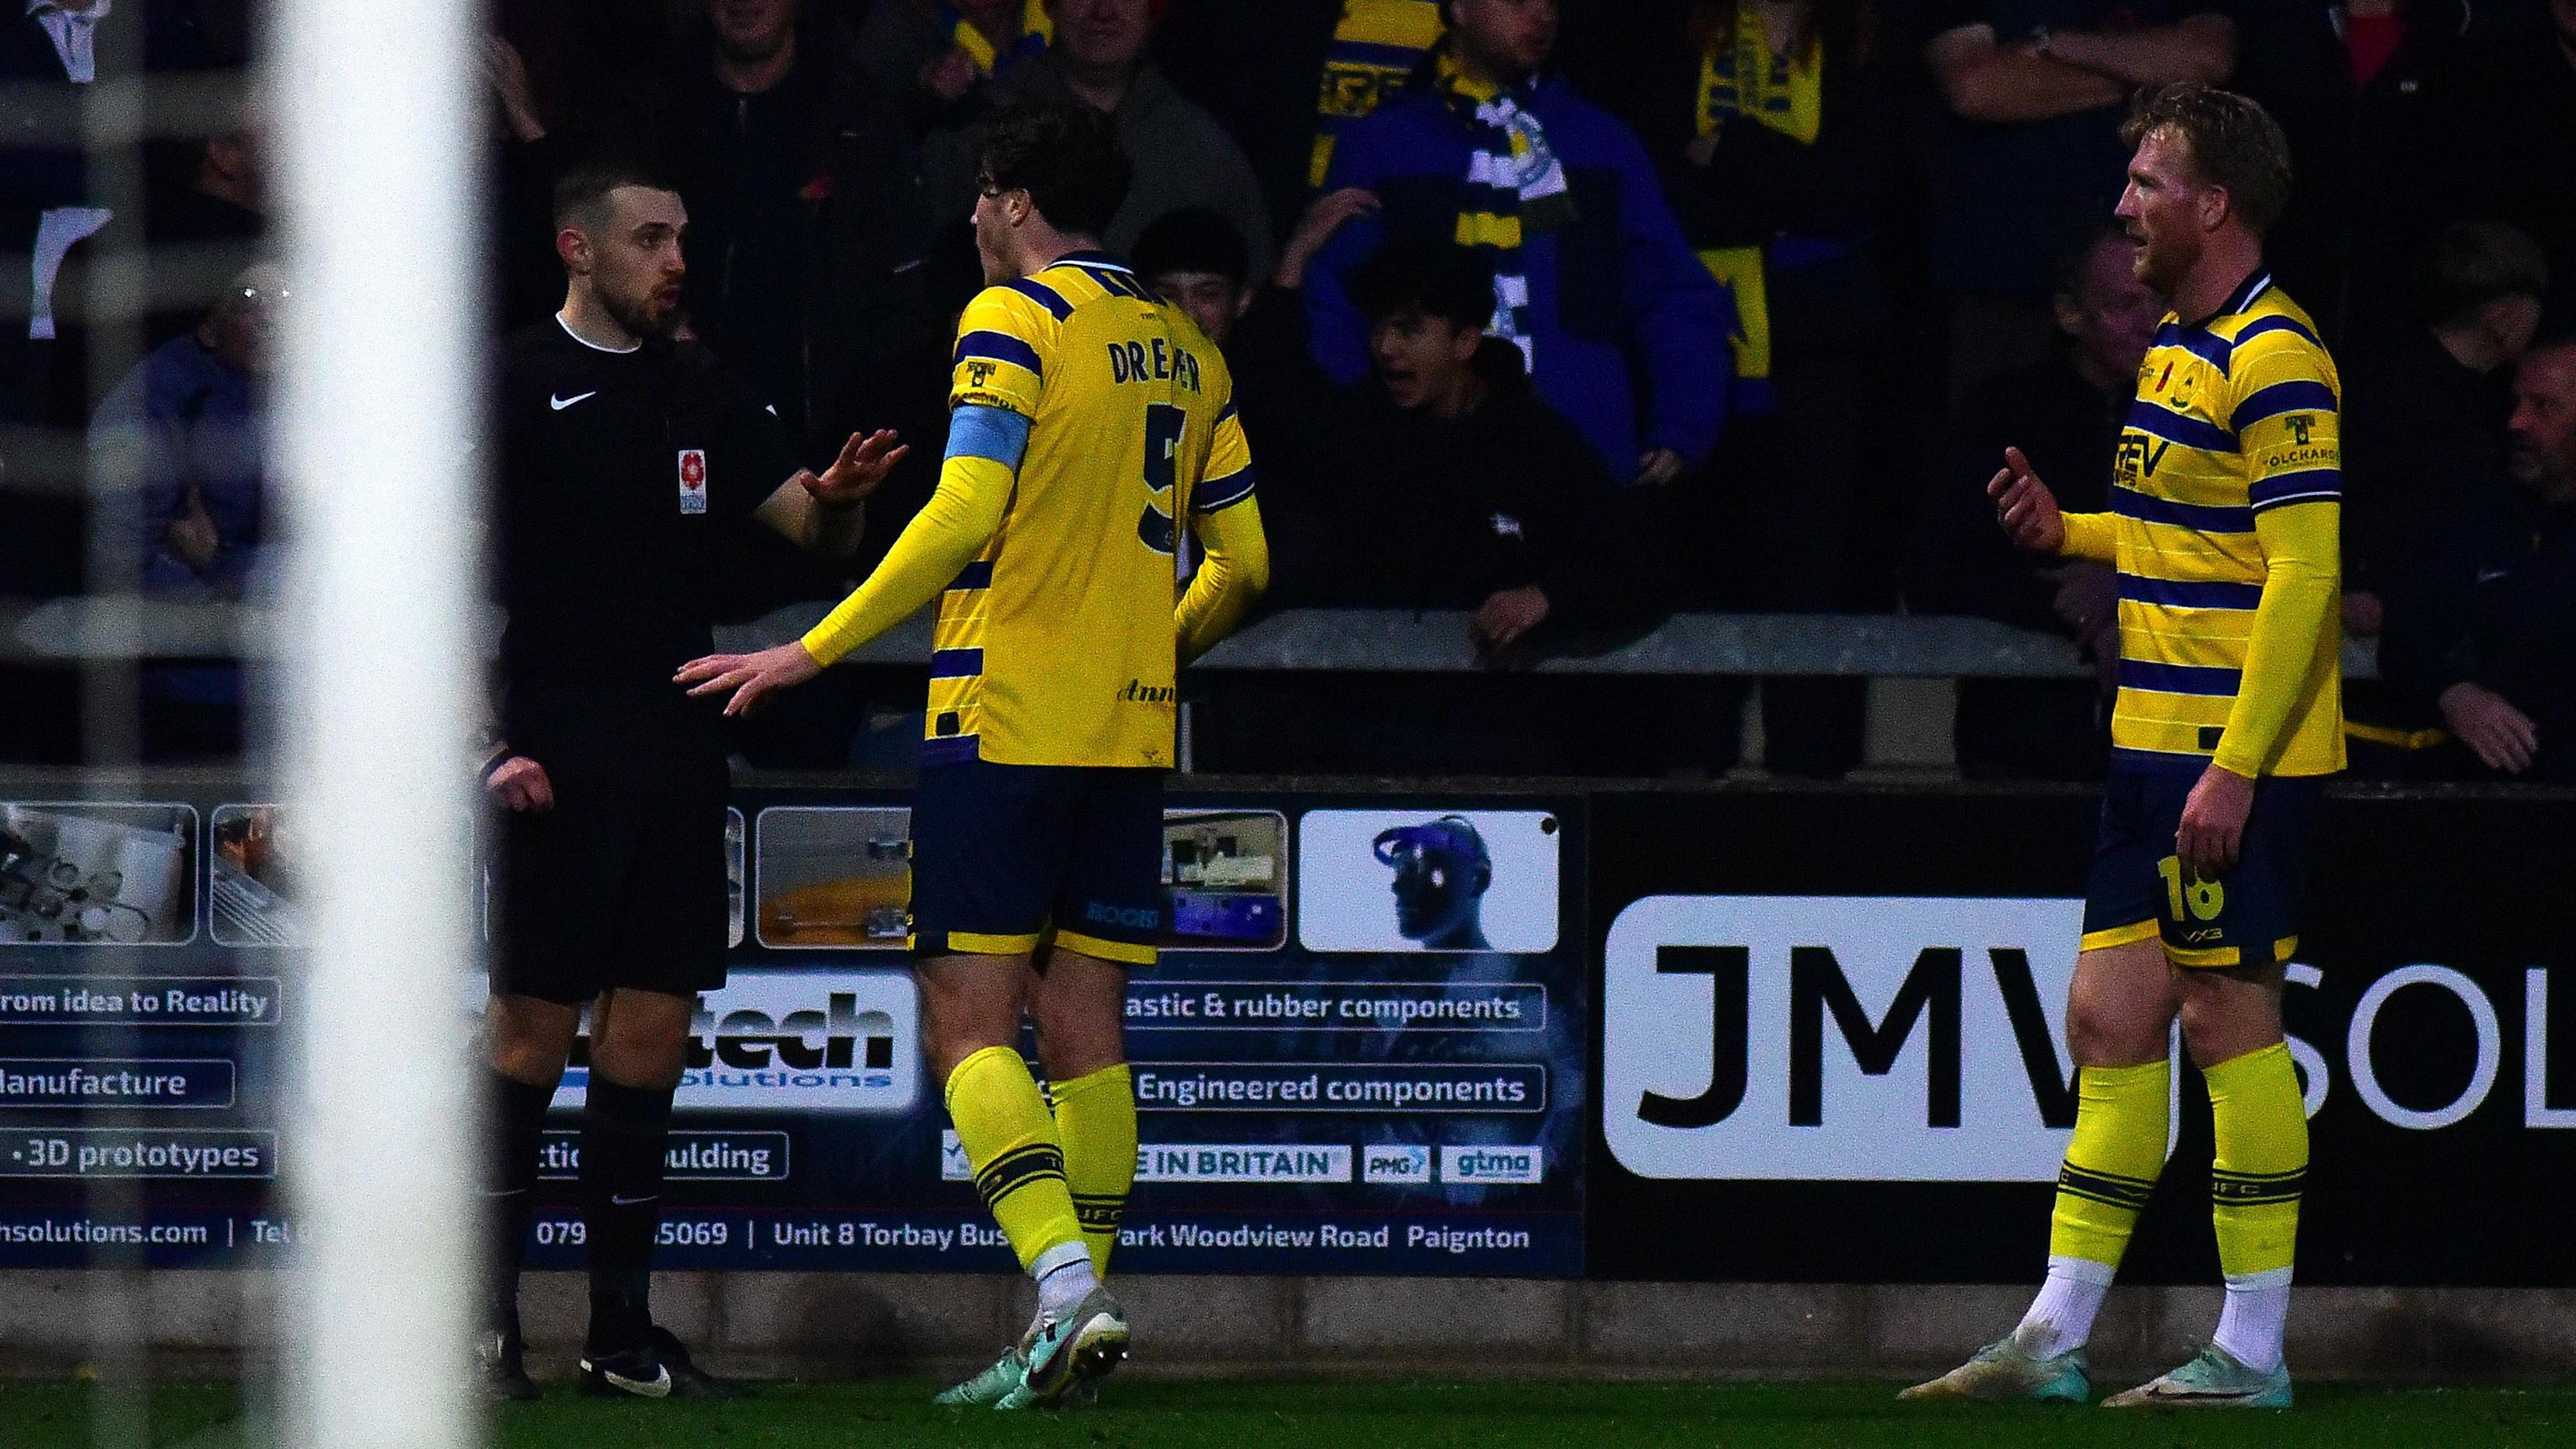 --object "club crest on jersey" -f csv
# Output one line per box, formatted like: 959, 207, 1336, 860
678, 448, 708, 515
